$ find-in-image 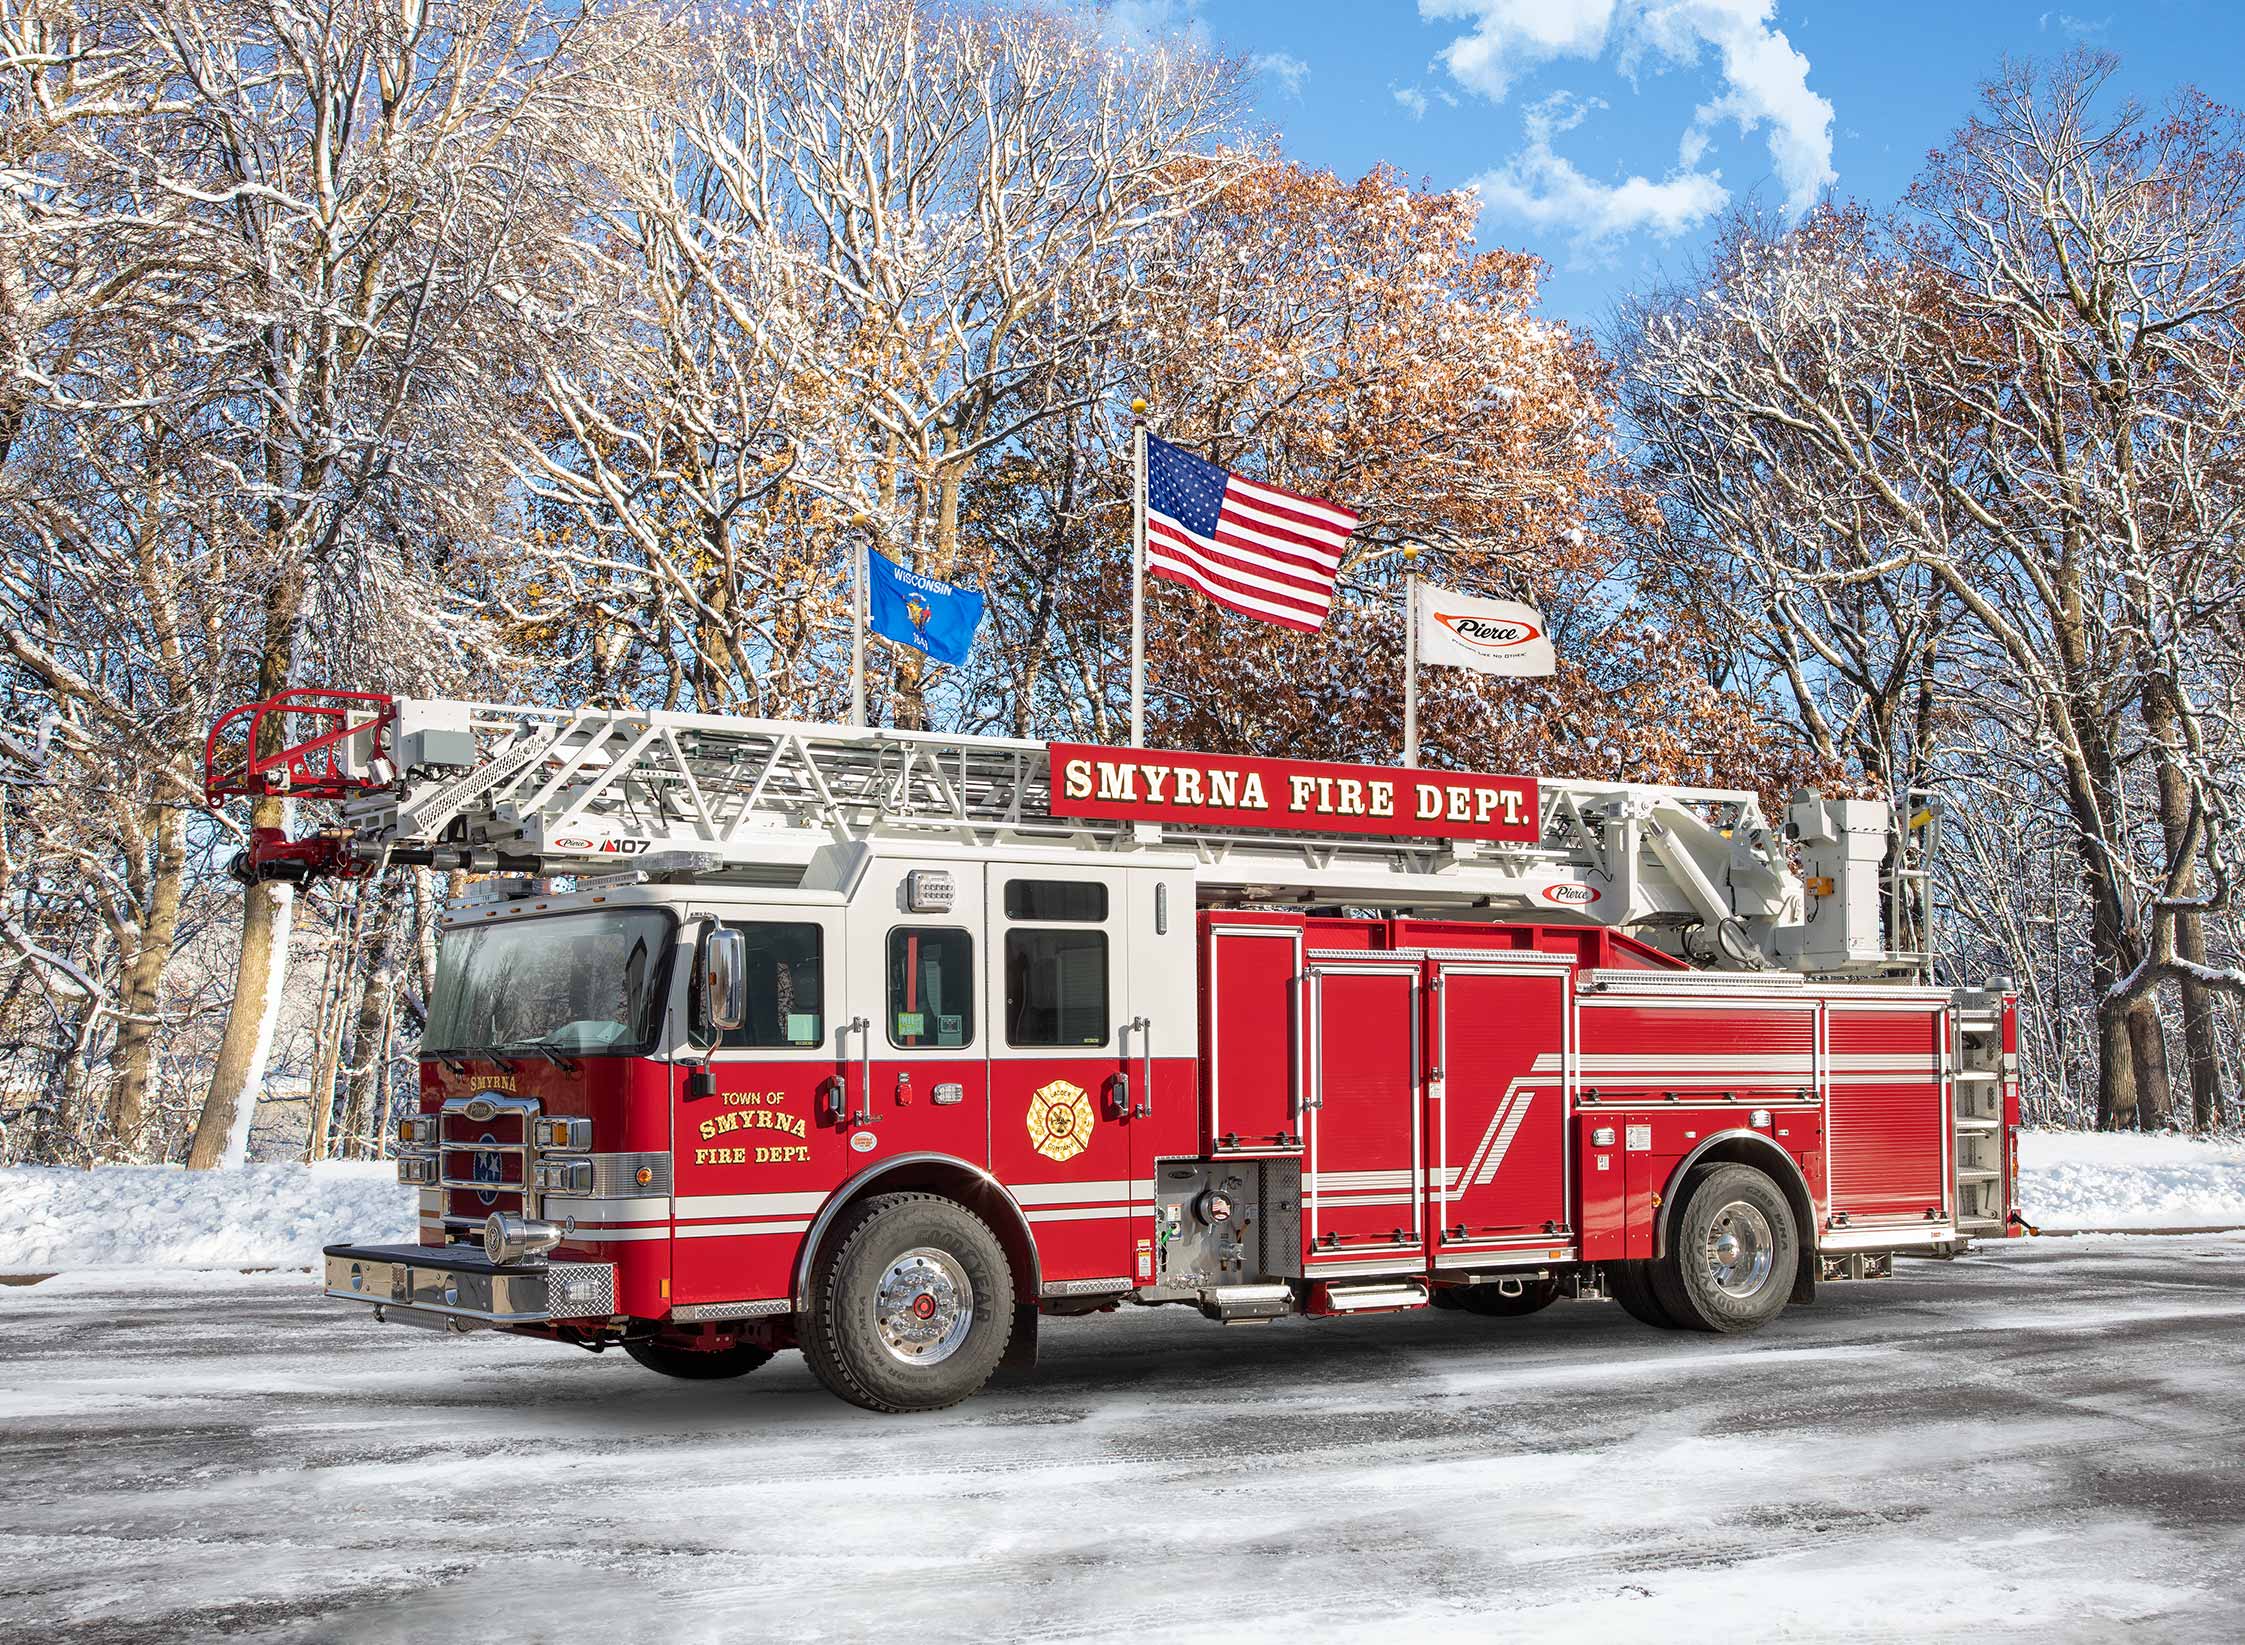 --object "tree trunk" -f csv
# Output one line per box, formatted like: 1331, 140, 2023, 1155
191, 513, 309, 1170
2176, 913, 2227, 1130
339, 938, 395, 1159
2125, 999, 2175, 1130
187, 794, 296, 1169
301, 924, 350, 1164
107, 801, 187, 1155
2093, 991, 2136, 1130
2143, 671, 2228, 1130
